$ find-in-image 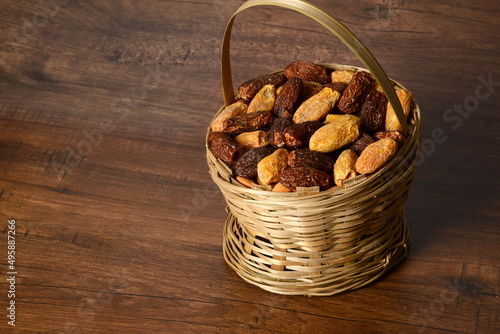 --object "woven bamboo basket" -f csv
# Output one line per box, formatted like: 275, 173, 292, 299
207, 0, 421, 296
